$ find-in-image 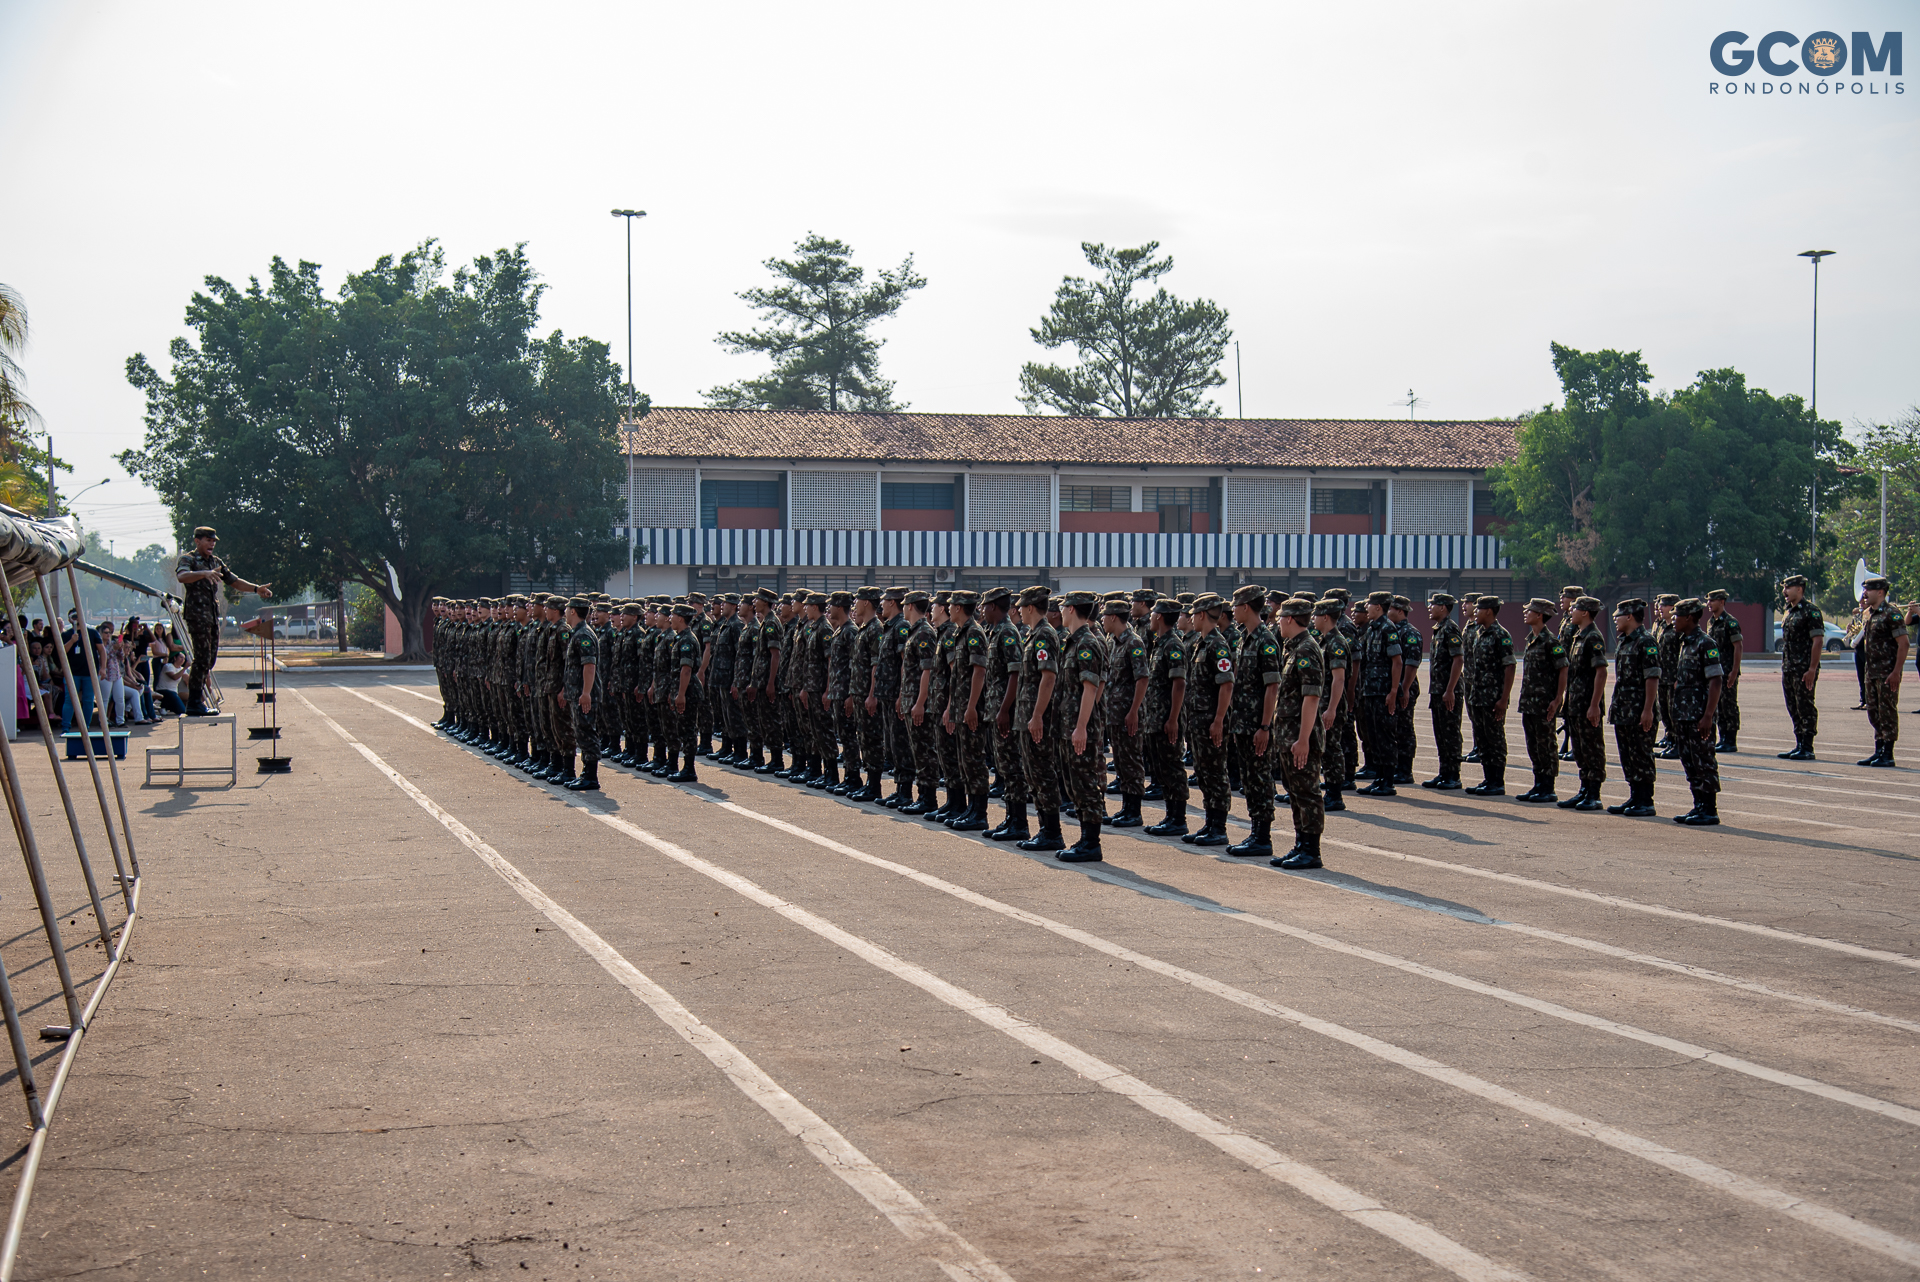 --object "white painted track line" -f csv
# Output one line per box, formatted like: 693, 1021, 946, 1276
382, 684, 441, 703
323, 688, 1920, 1270
296, 692, 1014, 1282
